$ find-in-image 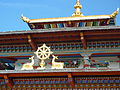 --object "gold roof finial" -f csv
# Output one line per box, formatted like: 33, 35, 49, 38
72, 0, 83, 17
110, 8, 119, 18
21, 14, 30, 23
